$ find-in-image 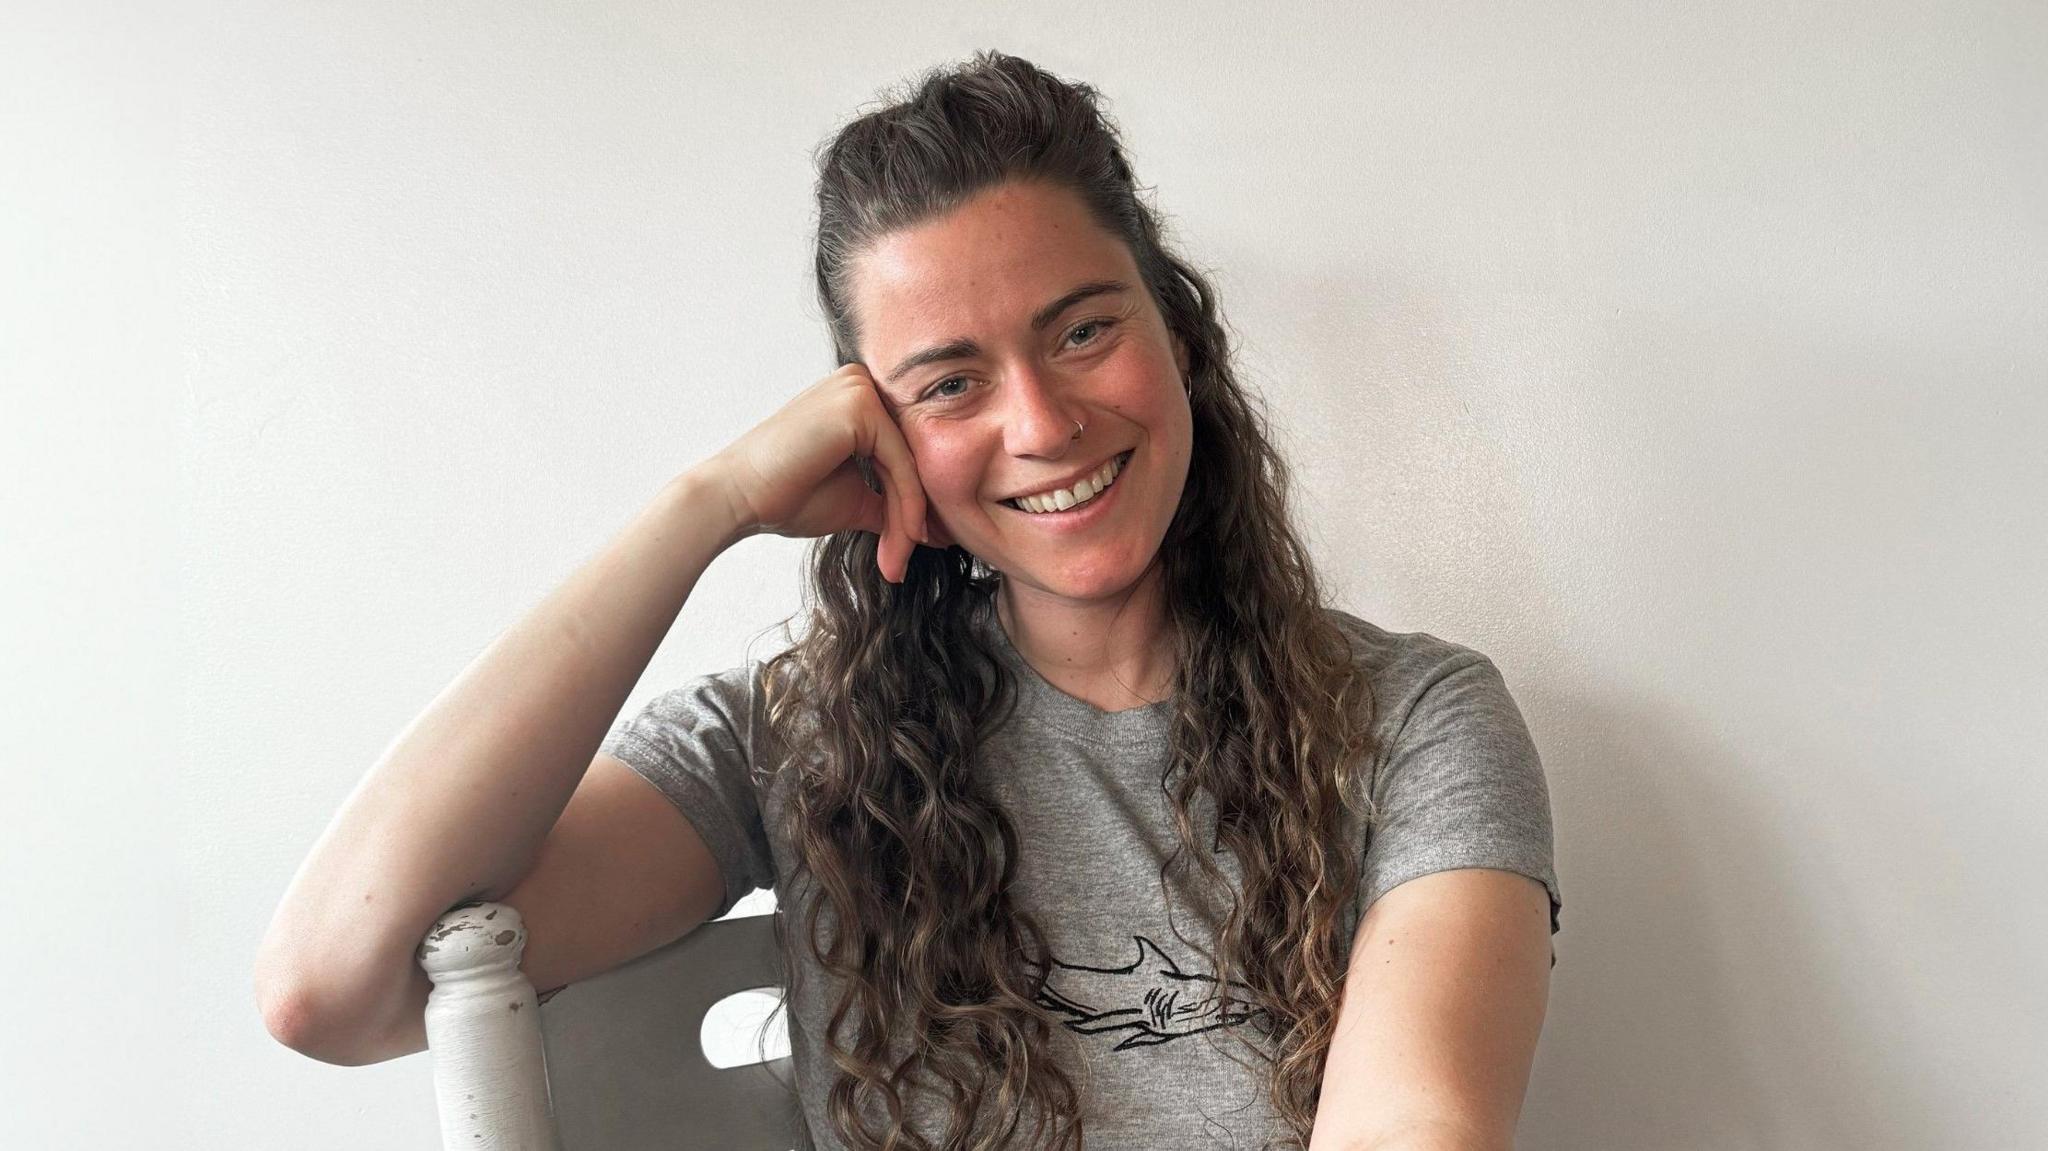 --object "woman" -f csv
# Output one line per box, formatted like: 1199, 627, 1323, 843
257, 50, 1560, 1151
